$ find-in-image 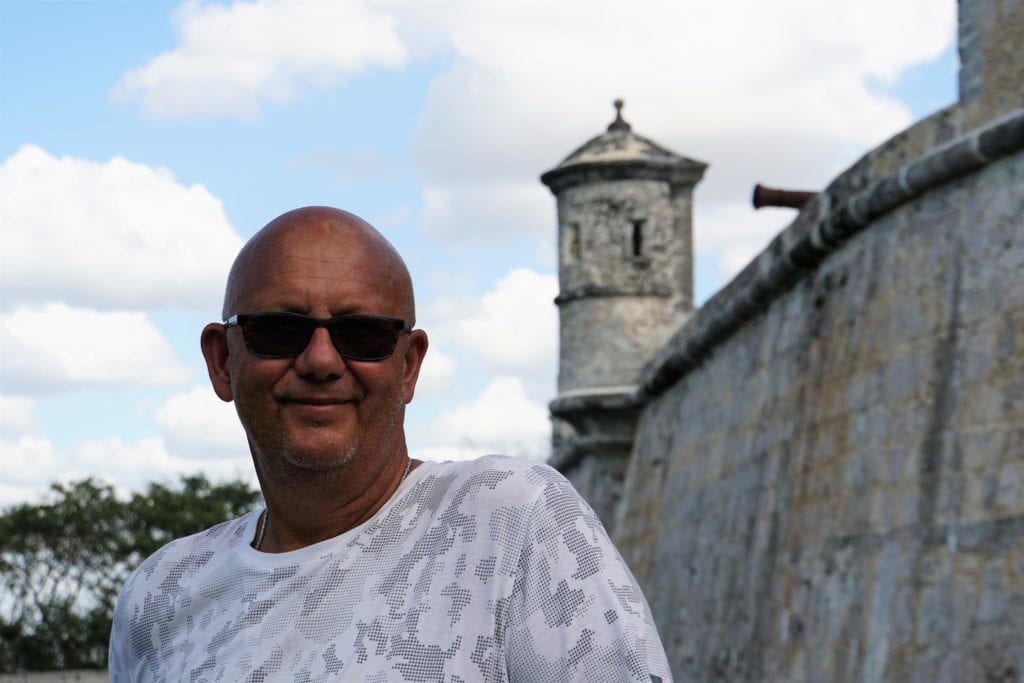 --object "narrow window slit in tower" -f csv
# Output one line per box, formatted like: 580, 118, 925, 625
568, 222, 581, 261
630, 220, 644, 256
